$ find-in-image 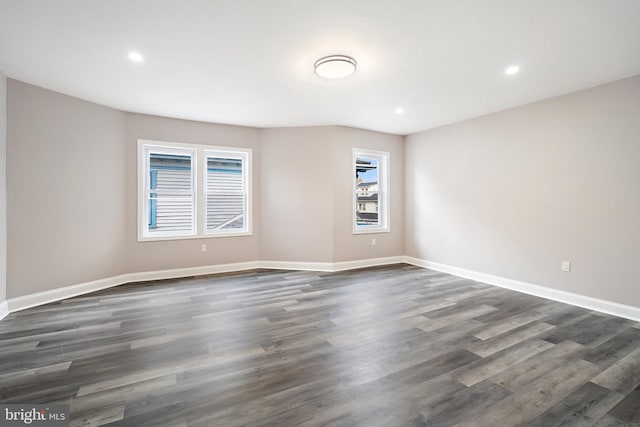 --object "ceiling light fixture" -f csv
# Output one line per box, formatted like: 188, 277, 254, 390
395, 107, 404, 115
129, 51, 144, 63
505, 65, 520, 75
314, 55, 357, 79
